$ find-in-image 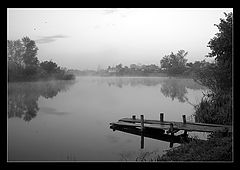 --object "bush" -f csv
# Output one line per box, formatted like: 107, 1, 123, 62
194, 91, 232, 125
62, 74, 76, 80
